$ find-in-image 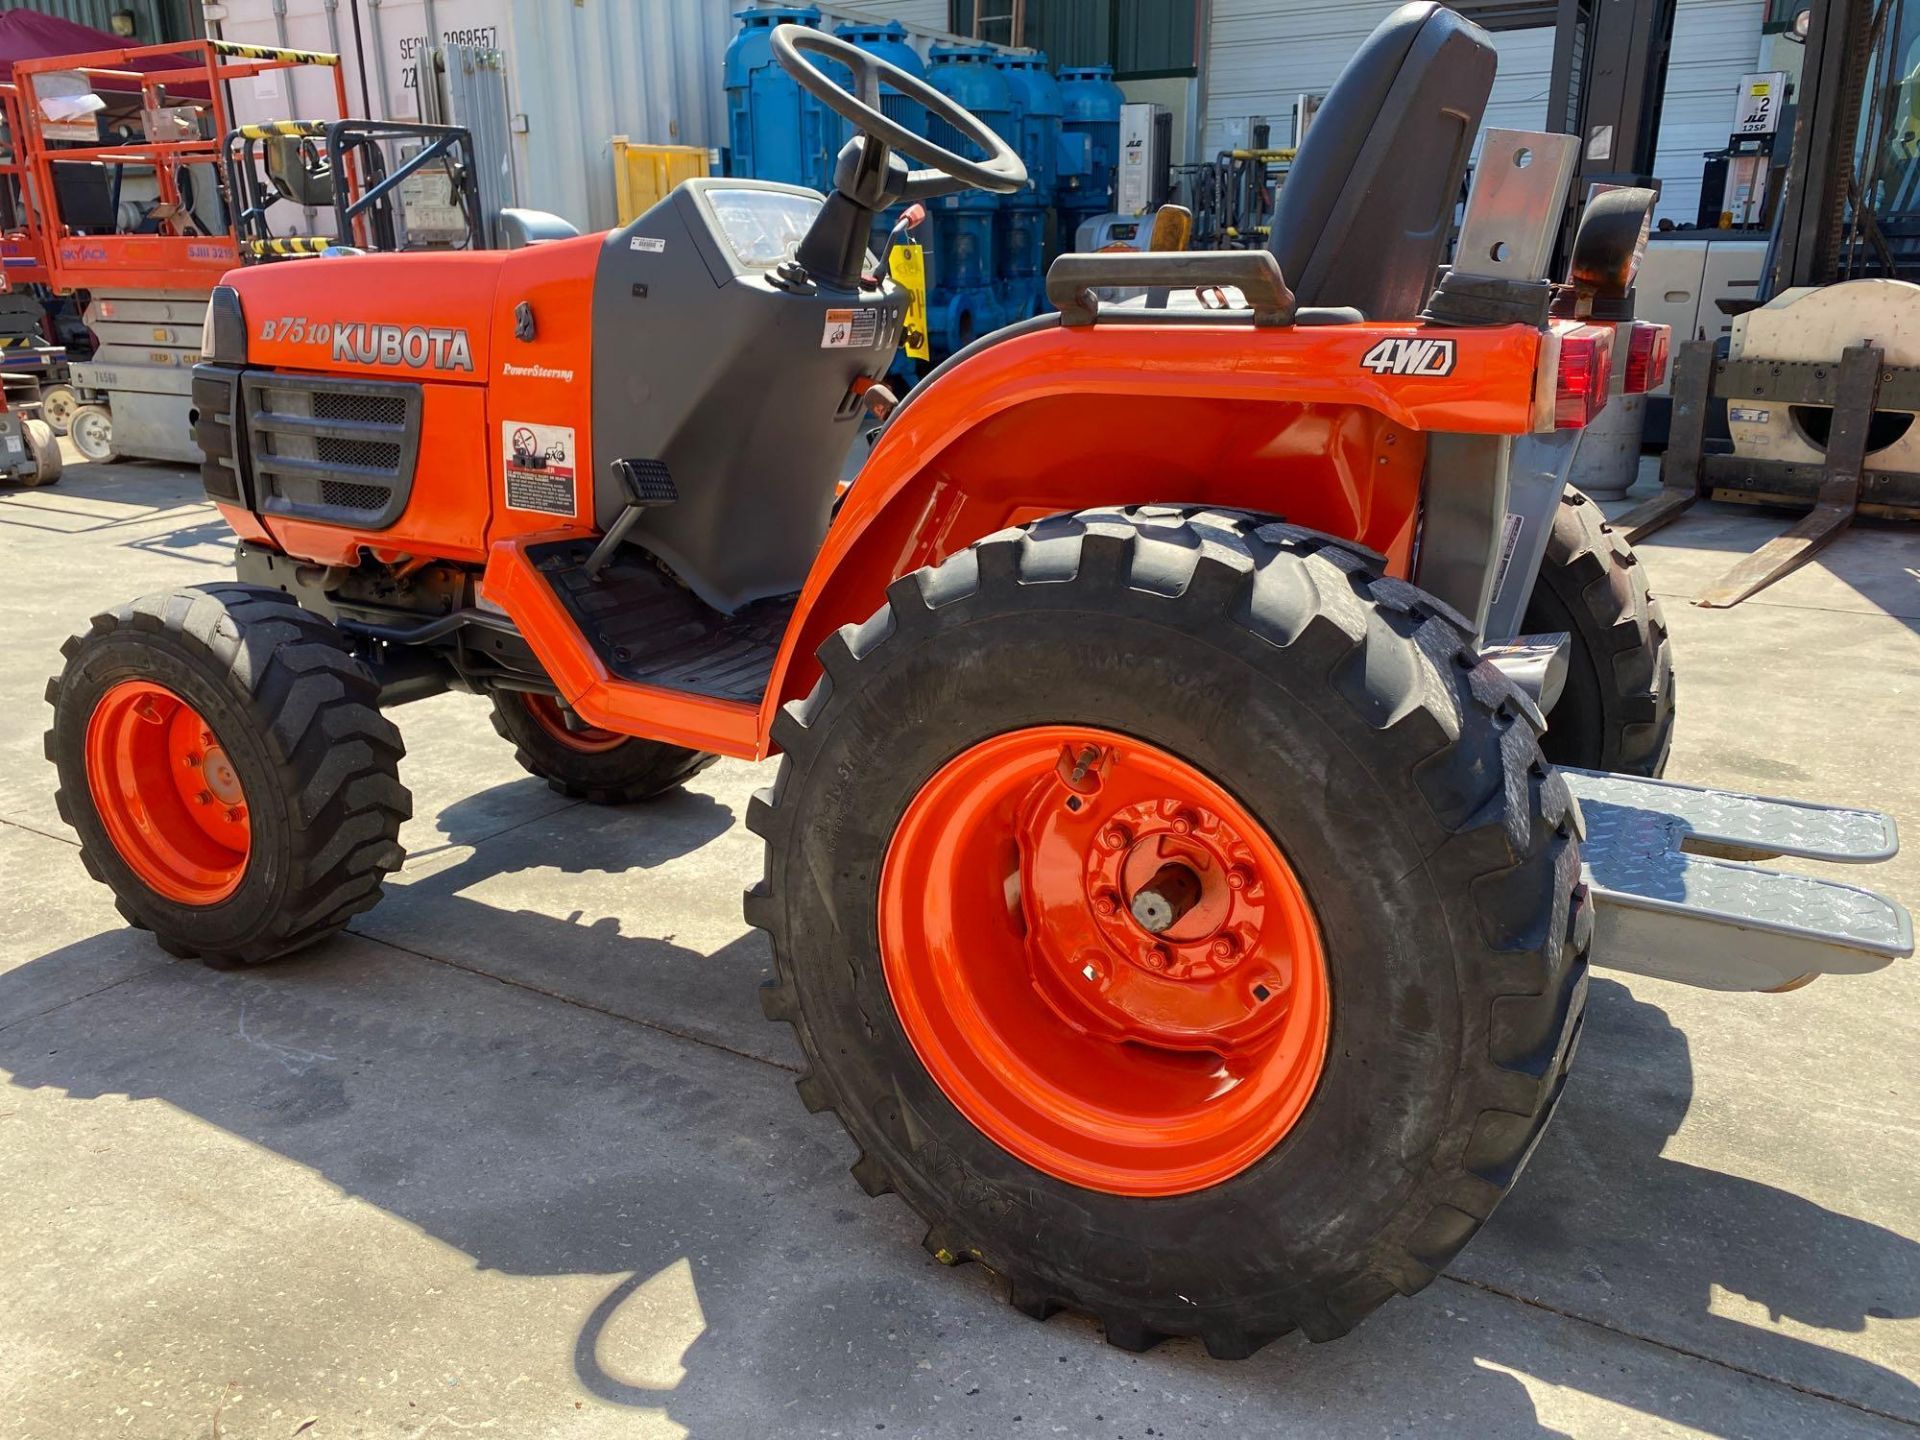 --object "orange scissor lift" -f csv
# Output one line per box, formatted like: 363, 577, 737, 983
0, 38, 478, 465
